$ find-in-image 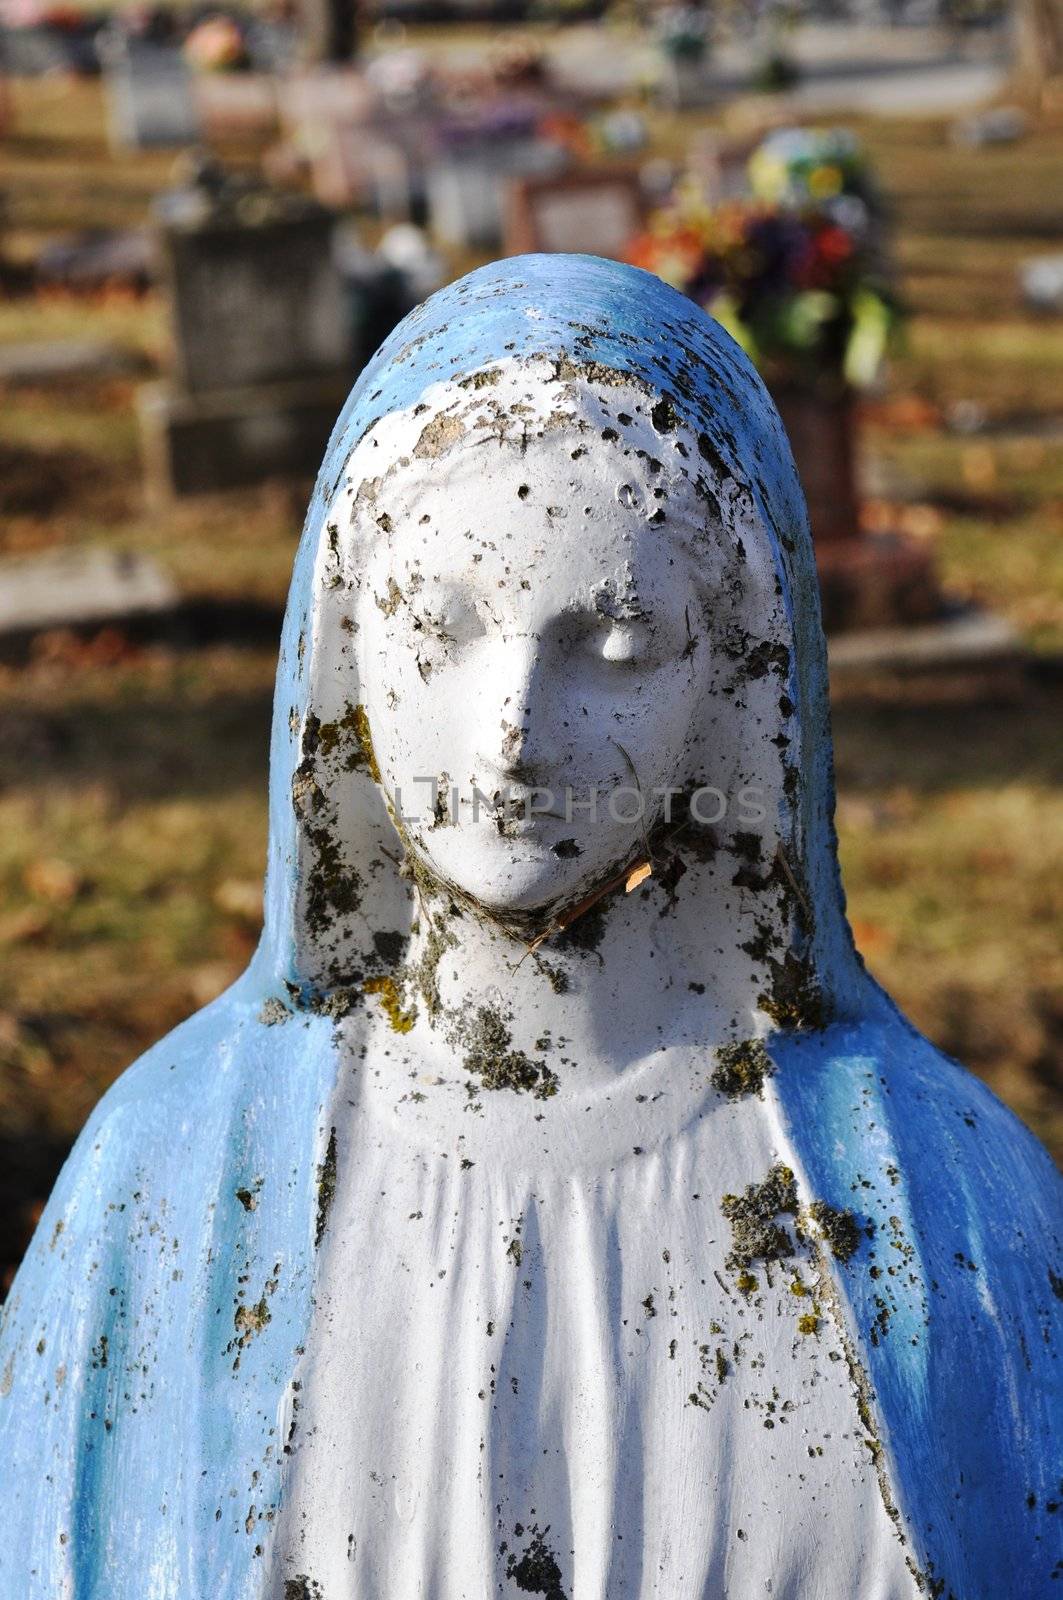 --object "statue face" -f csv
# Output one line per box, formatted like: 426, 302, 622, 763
359, 441, 711, 917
